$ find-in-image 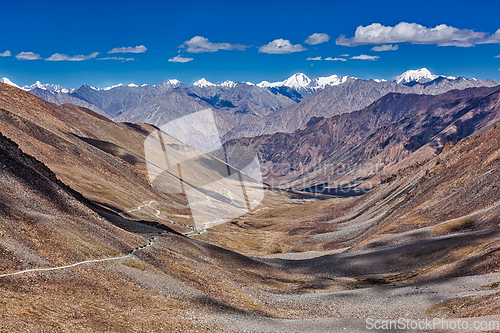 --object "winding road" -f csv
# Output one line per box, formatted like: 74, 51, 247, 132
0, 236, 157, 279
119, 200, 196, 234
